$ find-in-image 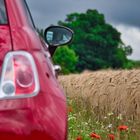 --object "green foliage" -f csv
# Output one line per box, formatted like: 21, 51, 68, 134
53, 46, 78, 74
68, 97, 139, 140
124, 45, 133, 56
59, 9, 132, 72
36, 28, 44, 38
126, 60, 140, 69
